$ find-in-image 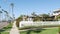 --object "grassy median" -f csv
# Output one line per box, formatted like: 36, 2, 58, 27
0, 23, 13, 34
20, 27, 59, 34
